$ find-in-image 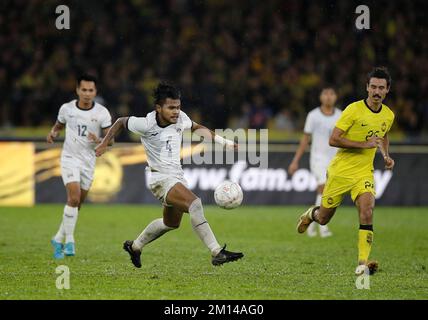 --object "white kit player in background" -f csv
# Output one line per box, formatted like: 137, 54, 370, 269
288, 87, 341, 237
95, 82, 244, 267
47, 74, 113, 259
